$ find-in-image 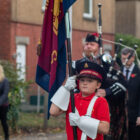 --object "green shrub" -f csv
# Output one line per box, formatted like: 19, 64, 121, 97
0, 60, 31, 132
115, 34, 140, 59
